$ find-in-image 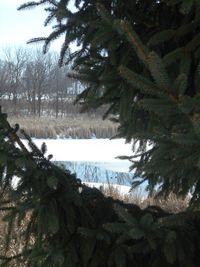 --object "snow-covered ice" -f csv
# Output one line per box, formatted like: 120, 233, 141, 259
32, 138, 132, 162
19, 138, 148, 195
31, 138, 133, 173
